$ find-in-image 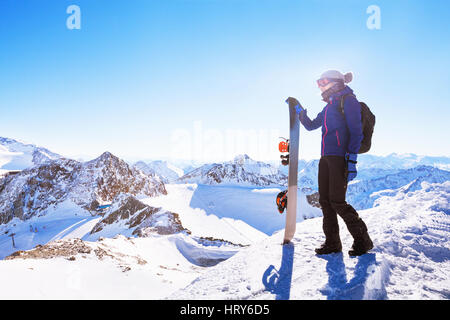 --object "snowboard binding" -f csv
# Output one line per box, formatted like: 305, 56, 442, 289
279, 137, 289, 166
276, 190, 288, 214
